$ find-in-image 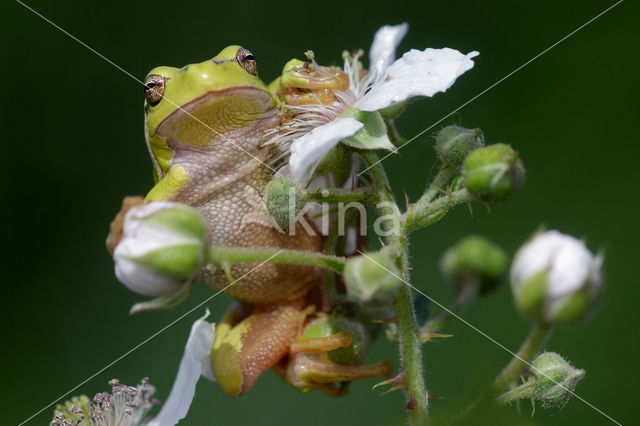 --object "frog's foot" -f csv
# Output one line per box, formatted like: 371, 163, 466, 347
293, 353, 393, 397
211, 299, 312, 397
271, 58, 349, 106
278, 330, 392, 397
